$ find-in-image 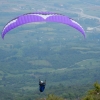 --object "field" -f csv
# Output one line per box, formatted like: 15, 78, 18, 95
0, 0, 100, 100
